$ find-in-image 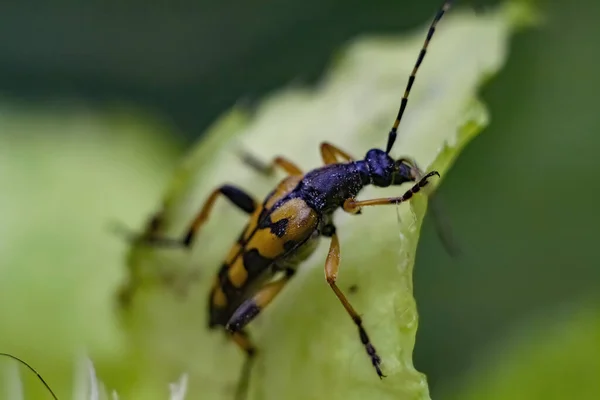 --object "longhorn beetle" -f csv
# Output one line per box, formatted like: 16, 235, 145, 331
137, 0, 454, 398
